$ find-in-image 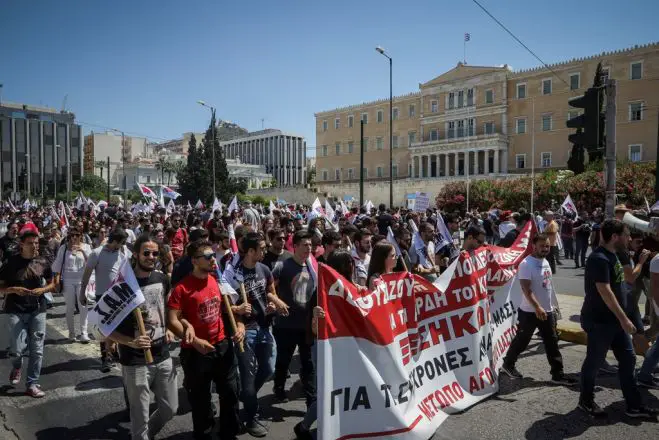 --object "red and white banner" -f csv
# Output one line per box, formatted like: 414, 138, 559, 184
318, 221, 535, 439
